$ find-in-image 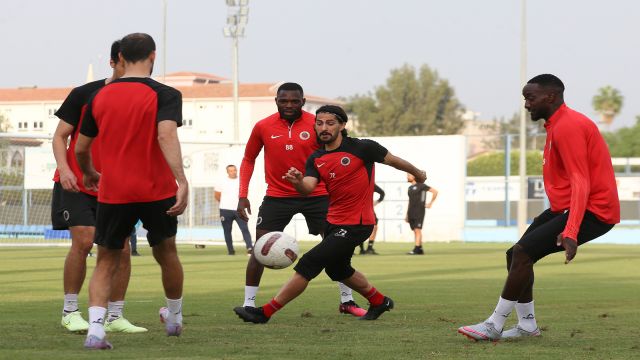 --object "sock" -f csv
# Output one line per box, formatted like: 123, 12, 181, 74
364, 287, 385, 306
107, 300, 124, 322
367, 242, 374, 249
515, 301, 538, 332
87, 306, 107, 339
166, 297, 183, 324
487, 297, 517, 331
262, 298, 283, 318
63, 293, 79, 314
338, 282, 354, 303
244, 286, 259, 307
